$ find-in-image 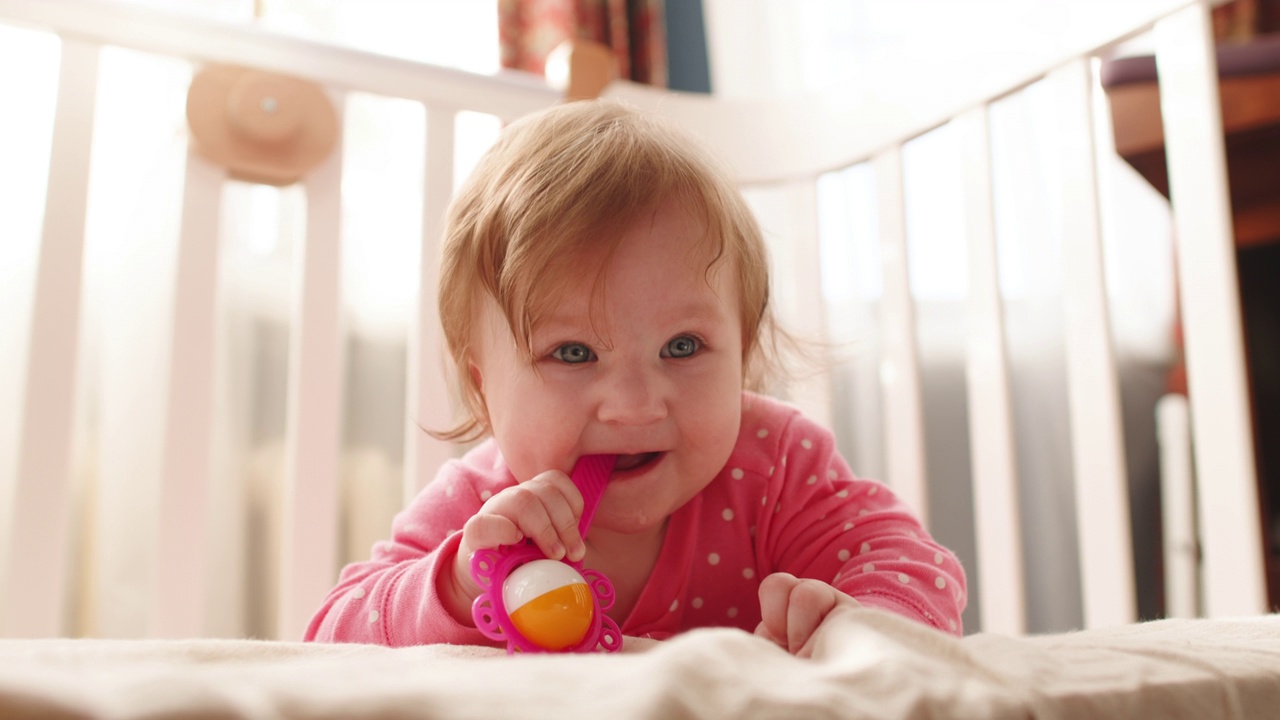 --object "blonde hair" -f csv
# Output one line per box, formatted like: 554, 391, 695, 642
435, 99, 779, 441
